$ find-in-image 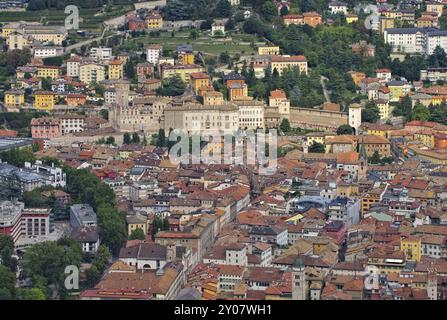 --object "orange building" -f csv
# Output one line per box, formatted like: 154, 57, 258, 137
189, 72, 210, 94
435, 133, 447, 149
66, 93, 87, 107
227, 82, 250, 101
303, 12, 323, 27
